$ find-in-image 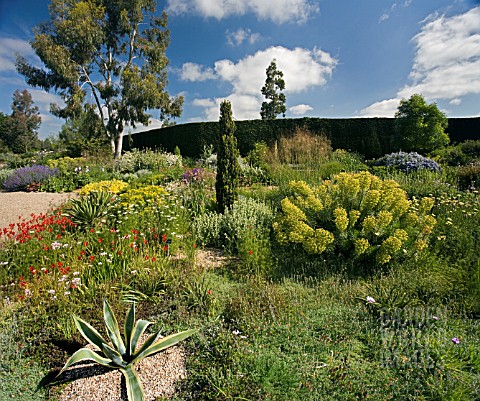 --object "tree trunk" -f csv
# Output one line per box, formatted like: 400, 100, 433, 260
114, 133, 123, 159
